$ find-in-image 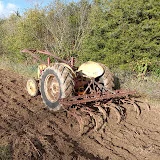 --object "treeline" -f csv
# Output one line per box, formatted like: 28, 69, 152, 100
0, 0, 160, 76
